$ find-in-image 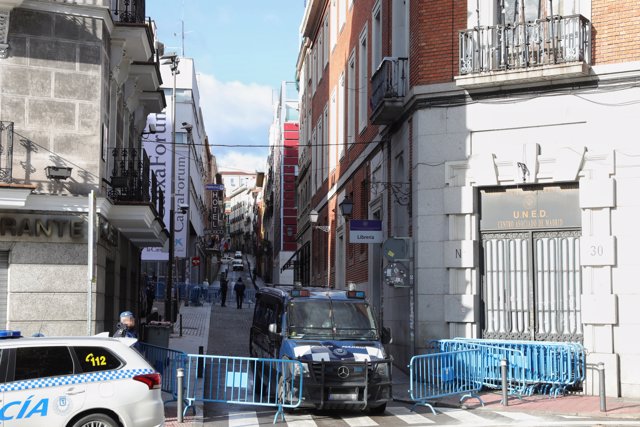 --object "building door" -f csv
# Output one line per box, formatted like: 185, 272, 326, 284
0, 251, 8, 329
481, 229, 582, 341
